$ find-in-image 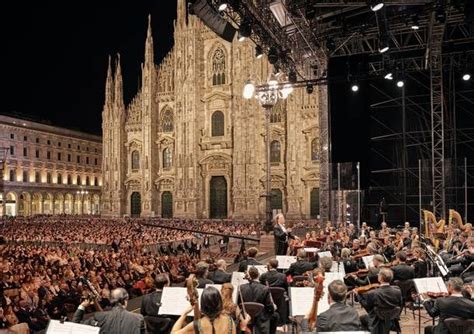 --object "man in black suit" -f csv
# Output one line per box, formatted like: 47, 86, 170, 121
301, 280, 361, 332
273, 213, 298, 255
140, 274, 173, 334
392, 251, 415, 281
423, 277, 474, 334
239, 267, 275, 334
73, 288, 145, 334
285, 249, 317, 277
195, 262, 214, 288
358, 268, 403, 333
260, 259, 288, 290
208, 259, 231, 284
238, 247, 261, 272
